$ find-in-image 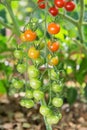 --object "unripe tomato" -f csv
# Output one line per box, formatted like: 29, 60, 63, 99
50, 69, 57, 80
17, 64, 26, 74
14, 50, 23, 59
25, 90, 33, 99
52, 83, 63, 93
20, 33, 26, 42
12, 79, 24, 89
49, 56, 59, 66
37, 0, 46, 9
28, 47, 40, 59
64, 1, 76, 12
54, 0, 65, 8
28, 65, 39, 78
58, 113, 62, 119
47, 115, 59, 124
48, 23, 60, 35
20, 99, 34, 108
49, 7, 58, 16
35, 57, 44, 65
30, 79, 41, 89
24, 30, 36, 42
33, 90, 44, 100
47, 41, 60, 52
52, 97, 63, 107
40, 105, 51, 116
